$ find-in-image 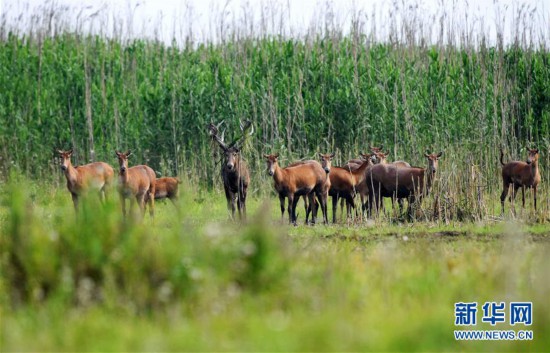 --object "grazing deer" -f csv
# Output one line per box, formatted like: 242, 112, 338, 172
500, 148, 541, 213
115, 150, 156, 219
57, 149, 115, 211
265, 154, 330, 225
366, 151, 443, 219
208, 121, 252, 220
330, 154, 374, 223
153, 177, 181, 207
